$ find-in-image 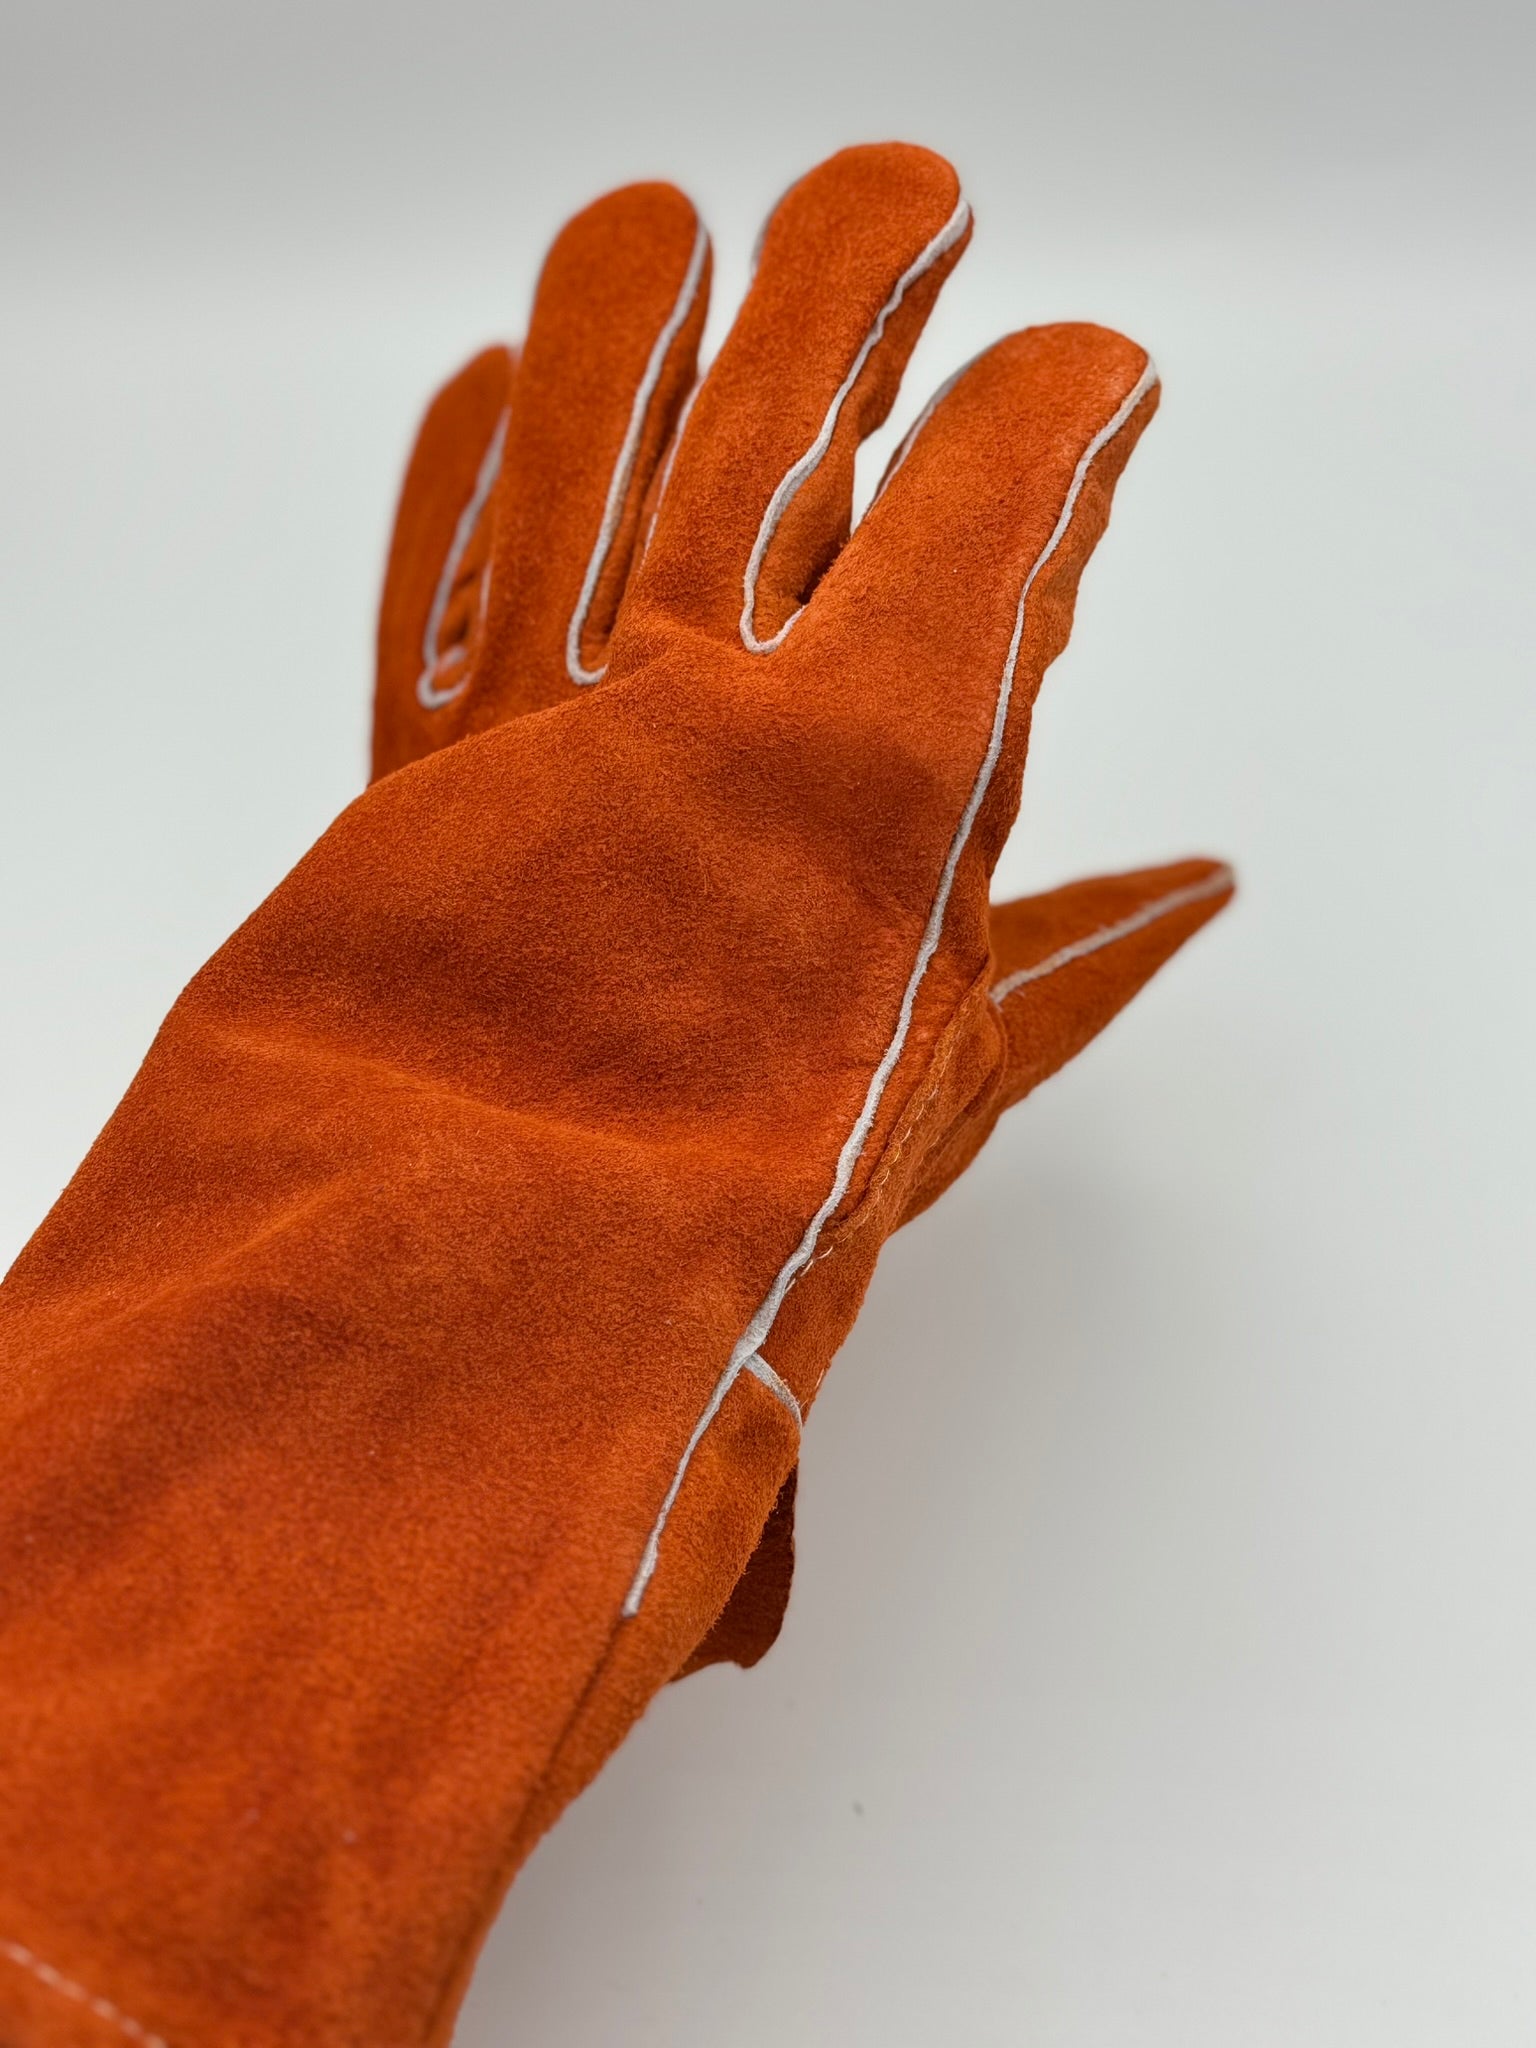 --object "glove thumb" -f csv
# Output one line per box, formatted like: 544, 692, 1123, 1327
682, 858, 1233, 1673
990, 855, 1235, 1111
898, 856, 1235, 1225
